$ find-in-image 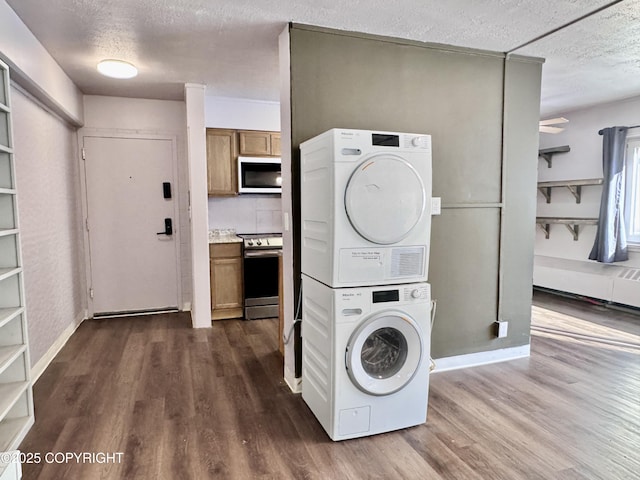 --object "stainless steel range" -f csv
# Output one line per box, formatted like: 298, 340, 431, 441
239, 233, 283, 320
